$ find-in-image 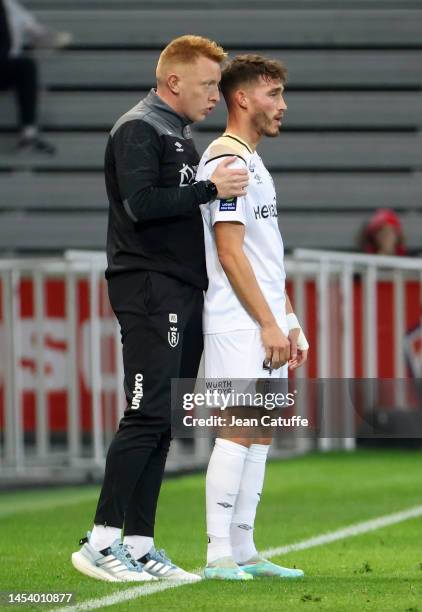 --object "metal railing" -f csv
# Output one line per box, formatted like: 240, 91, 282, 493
291, 249, 422, 451
0, 249, 421, 482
